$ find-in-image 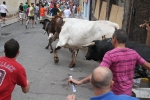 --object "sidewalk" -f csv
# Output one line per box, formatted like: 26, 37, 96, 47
0, 16, 19, 27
